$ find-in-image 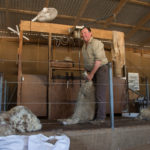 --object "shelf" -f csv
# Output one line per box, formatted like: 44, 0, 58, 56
51, 67, 84, 71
